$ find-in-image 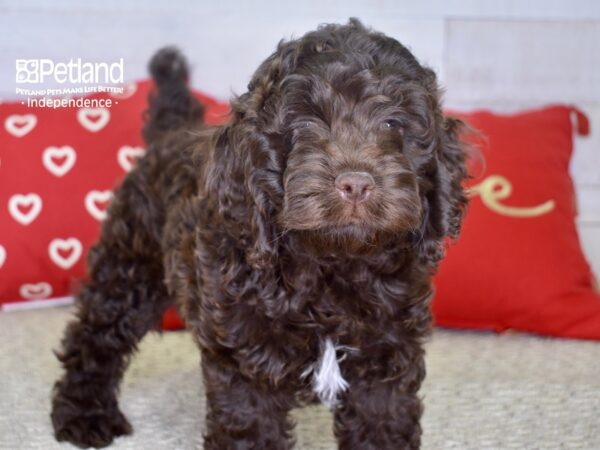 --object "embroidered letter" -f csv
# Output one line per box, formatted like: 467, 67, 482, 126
469, 175, 555, 218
